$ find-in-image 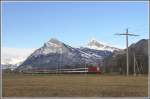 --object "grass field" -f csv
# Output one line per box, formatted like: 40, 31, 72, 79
2, 73, 148, 97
